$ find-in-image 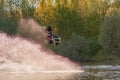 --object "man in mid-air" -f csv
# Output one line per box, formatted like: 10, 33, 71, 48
46, 26, 61, 46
